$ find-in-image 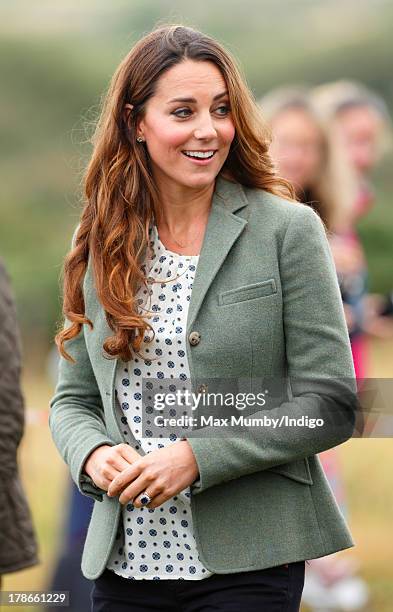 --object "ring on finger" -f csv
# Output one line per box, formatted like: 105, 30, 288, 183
138, 490, 152, 506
